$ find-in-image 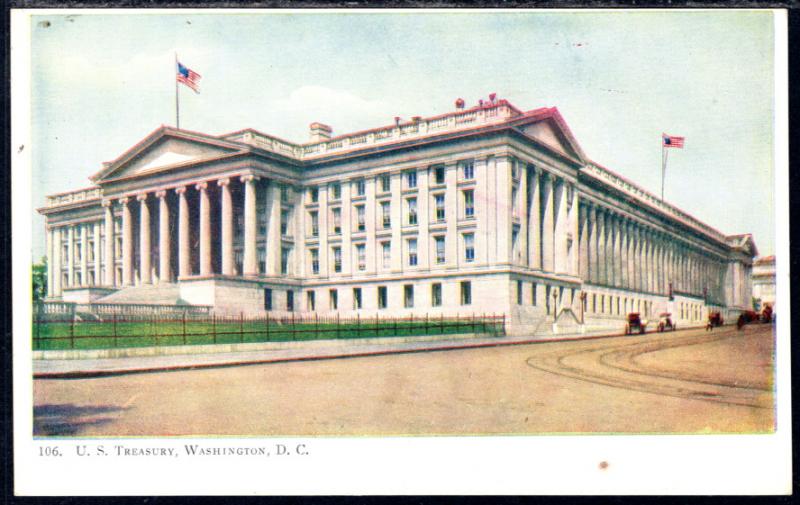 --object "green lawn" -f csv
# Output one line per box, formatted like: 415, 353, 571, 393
31, 318, 503, 351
